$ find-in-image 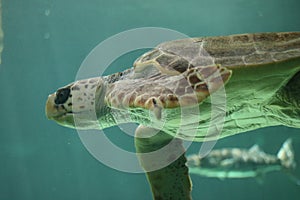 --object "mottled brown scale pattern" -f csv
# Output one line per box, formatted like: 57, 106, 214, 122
231, 34, 252, 43
253, 32, 288, 42
117, 92, 125, 101
204, 37, 237, 58
272, 52, 288, 61
205, 36, 232, 47
127, 93, 136, 106
151, 32, 300, 69
256, 41, 300, 52
79, 80, 87, 84
244, 53, 273, 64
286, 49, 300, 58
198, 66, 217, 78
188, 74, 202, 85
71, 85, 80, 91
192, 56, 214, 66
215, 57, 245, 66
90, 84, 97, 89
155, 54, 177, 68
111, 98, 117, 106
174, 85, 186, 96
88, 79, 97, 83
194, 83, 208, 92
106, 64, 231, 110
135, 95, 148, 107
167, 94, 178, 102
140, 49, 161, 62
168, 59, 190, 73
